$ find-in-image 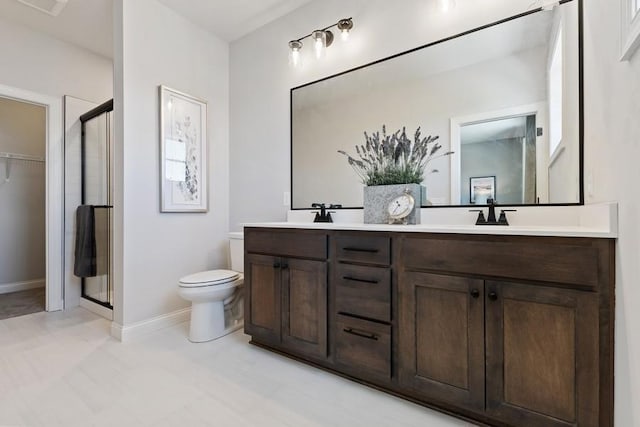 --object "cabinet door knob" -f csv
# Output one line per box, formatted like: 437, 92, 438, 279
488, 291, 498, 301
273, 262, 281, 269
470, 289, 480, 299
281, 263, 289, 270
